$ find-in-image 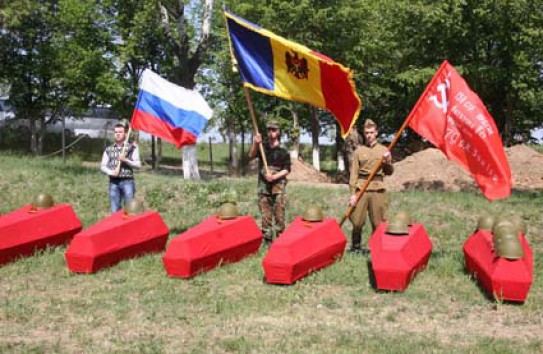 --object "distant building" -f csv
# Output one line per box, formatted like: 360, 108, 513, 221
0, 97, 120, 138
